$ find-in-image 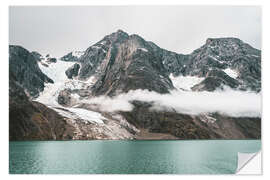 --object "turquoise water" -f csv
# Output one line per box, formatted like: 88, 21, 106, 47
9, 140, 261, 174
